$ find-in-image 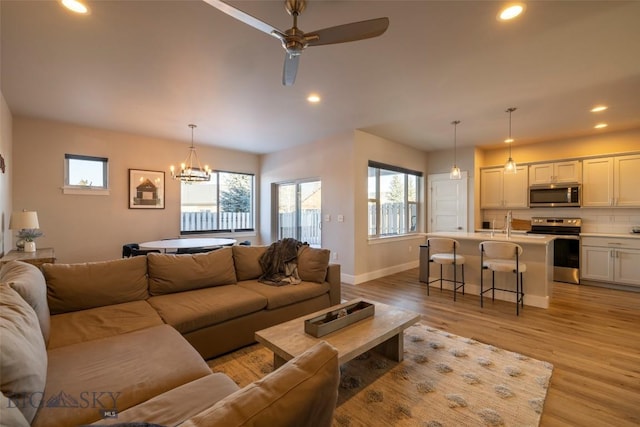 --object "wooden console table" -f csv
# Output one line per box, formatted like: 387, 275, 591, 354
0, 248, 56, 269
